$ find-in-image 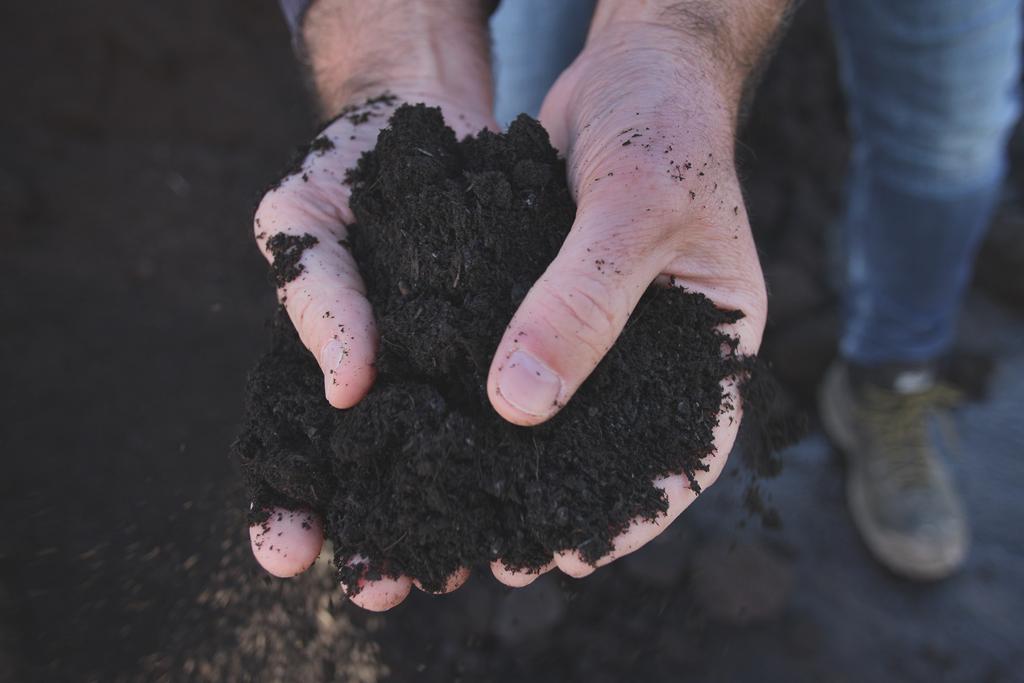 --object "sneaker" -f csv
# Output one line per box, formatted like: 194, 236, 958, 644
818, 361, 969, 580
